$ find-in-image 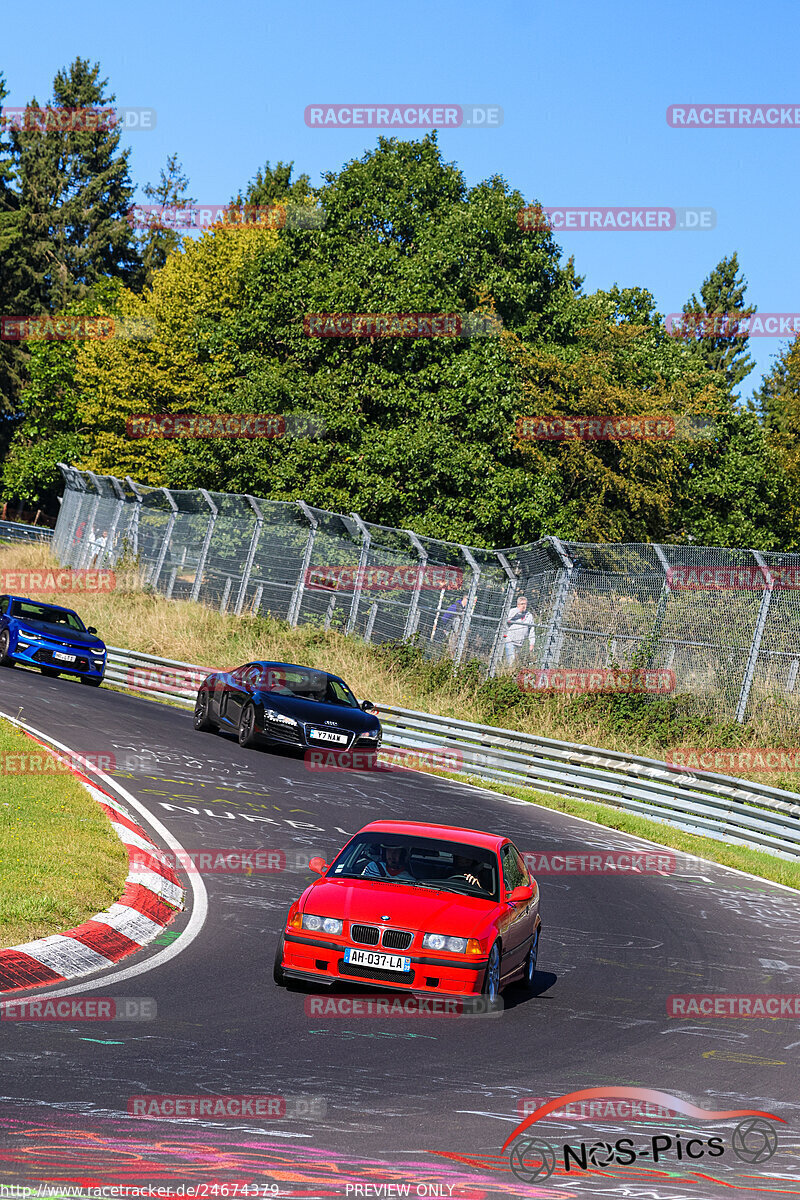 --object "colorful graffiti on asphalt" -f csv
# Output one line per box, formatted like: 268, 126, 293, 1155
0, 1113, 571, 1198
